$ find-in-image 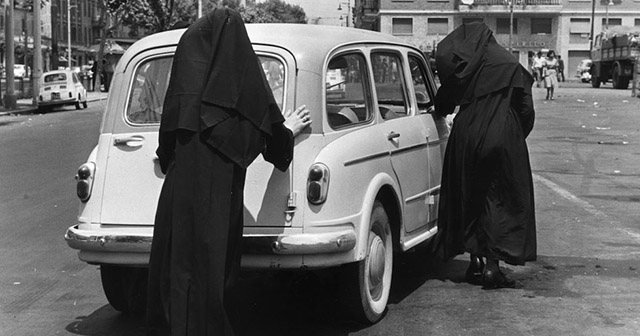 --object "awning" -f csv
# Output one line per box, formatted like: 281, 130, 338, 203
59, 56, 77, 63
86, 41, 126, 54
